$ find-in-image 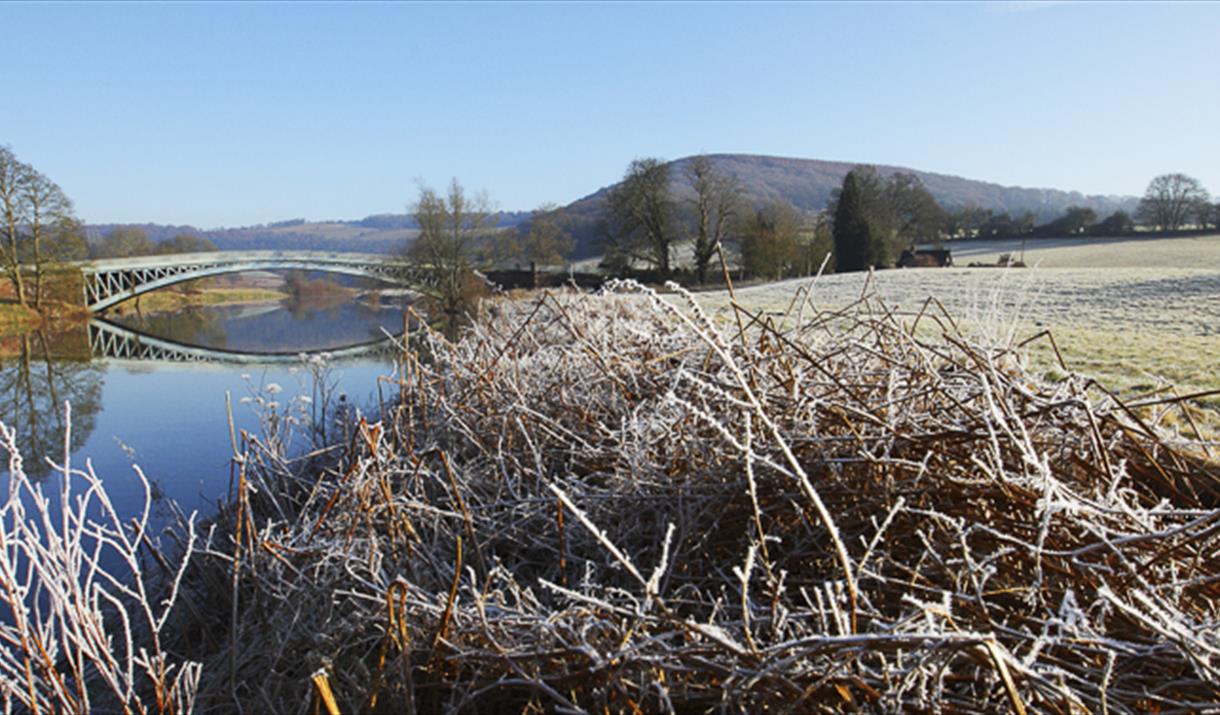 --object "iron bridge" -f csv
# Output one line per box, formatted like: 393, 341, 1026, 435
78, 250, 427, 312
